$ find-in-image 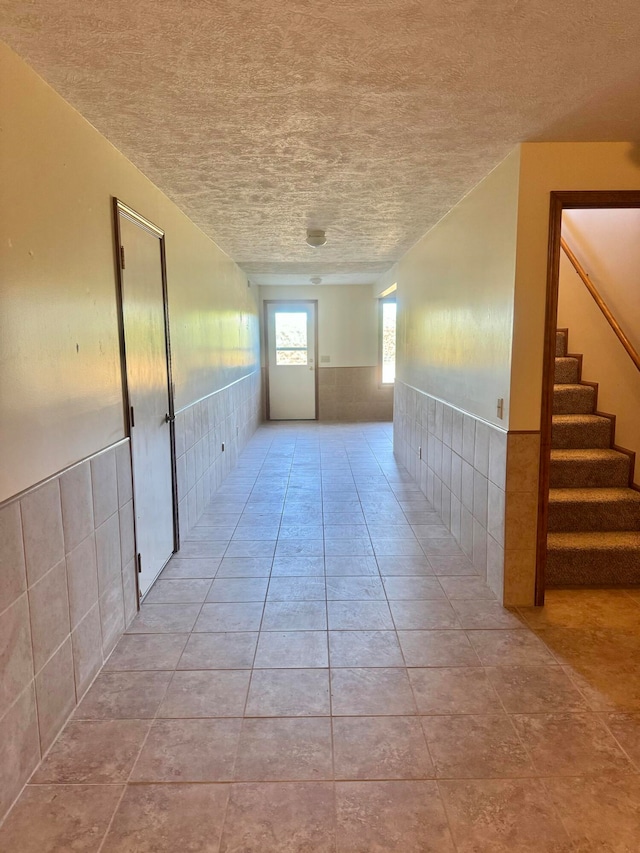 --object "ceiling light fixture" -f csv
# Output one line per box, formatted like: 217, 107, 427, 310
310, 276, 322, 285
306, 229, 326, 248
